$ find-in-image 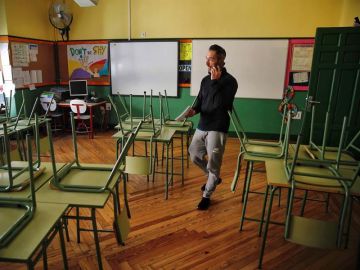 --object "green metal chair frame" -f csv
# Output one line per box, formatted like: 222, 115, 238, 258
0, 134, 36, 248
284, 112, 360, 245
257, 104, 360, 268
228, 106, 291, 192
116, 91, 153, 126
49, 113, 143, 193
0, 115, 44, 192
